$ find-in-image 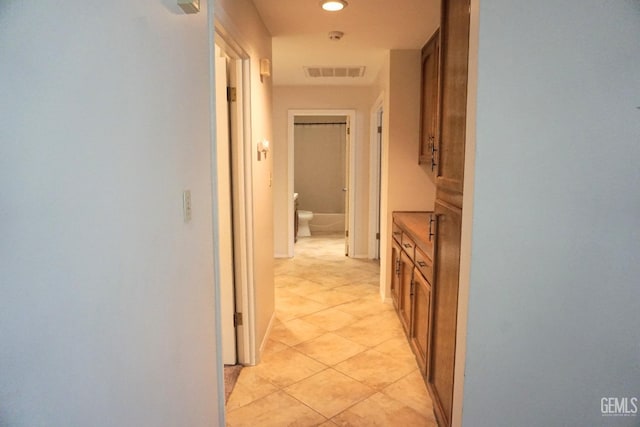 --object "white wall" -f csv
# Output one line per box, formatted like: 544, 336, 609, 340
215, 0, 274, 361
273, 86, 375, 258
462, 1, 640, 426
379, 50, 437, 299
0, 1, 221, 426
